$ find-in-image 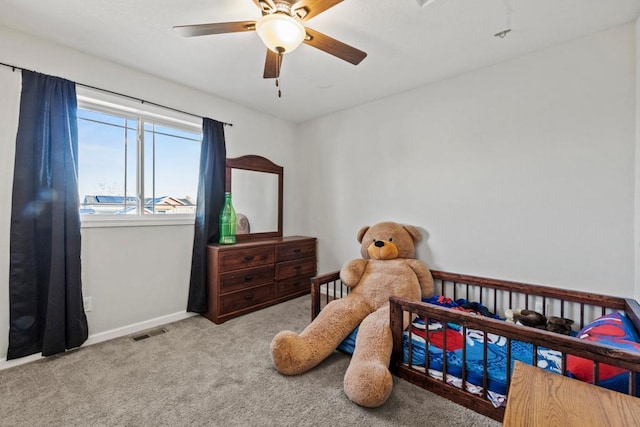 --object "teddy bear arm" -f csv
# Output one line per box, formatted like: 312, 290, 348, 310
340, 259, 368, 288
406, 259, 434, 298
